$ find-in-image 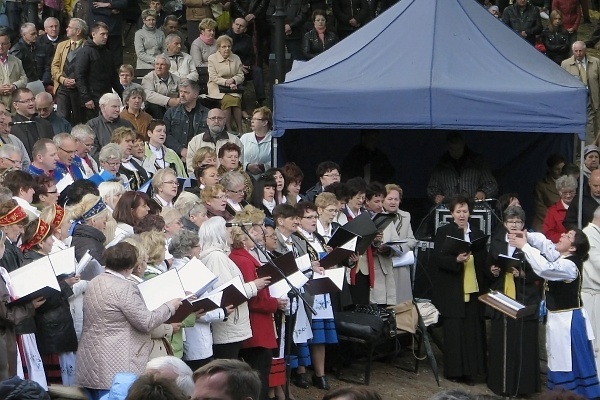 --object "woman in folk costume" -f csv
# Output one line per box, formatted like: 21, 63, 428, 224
0, 203, 48, 389
510, 228, 600, 398
21, 218, 79, 386
485, 206, 542, 396
294, 201, 338, 390
432, 195, 487, 385
0, 230, 46, 382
